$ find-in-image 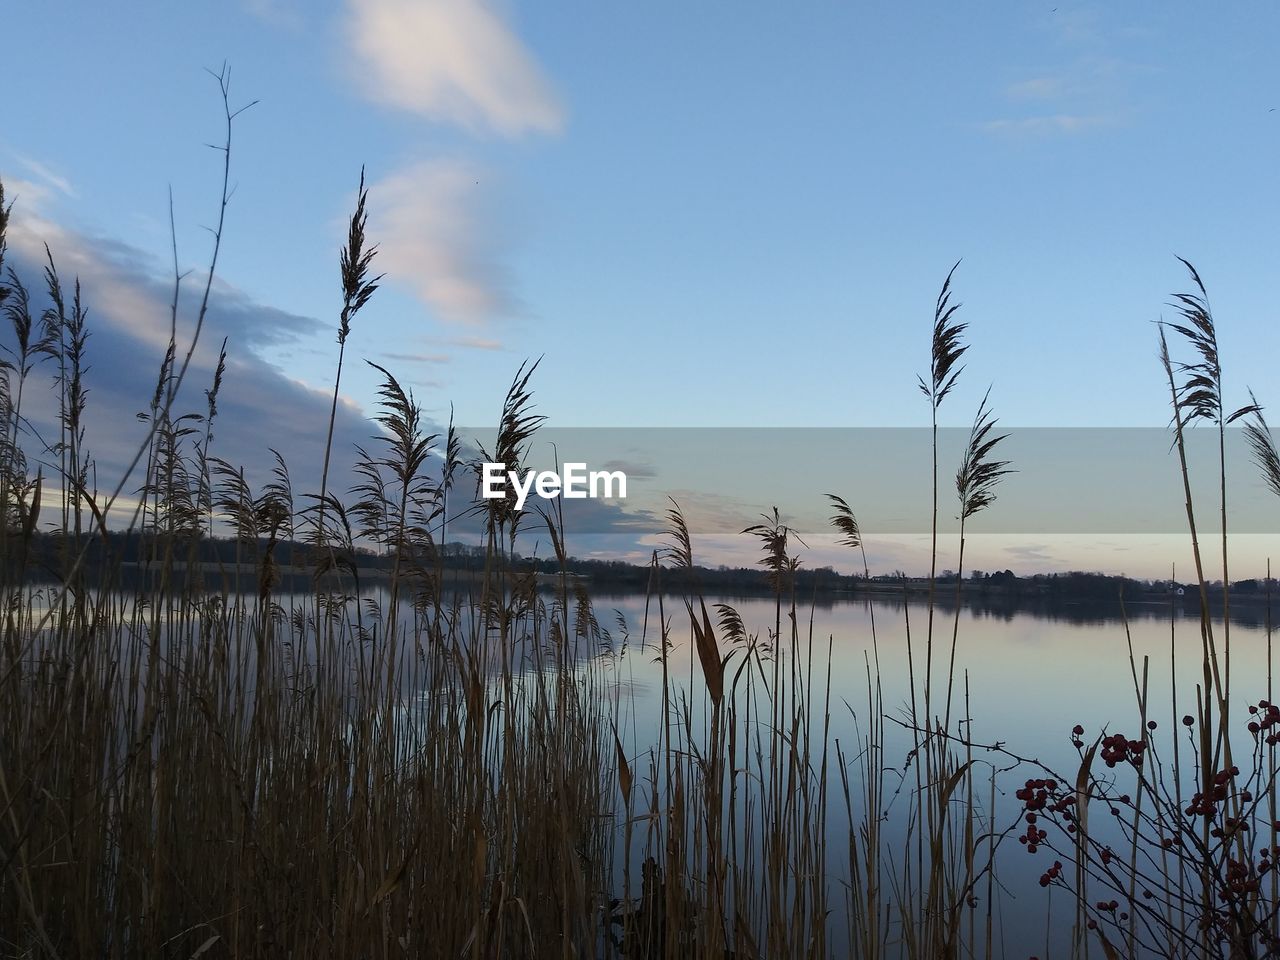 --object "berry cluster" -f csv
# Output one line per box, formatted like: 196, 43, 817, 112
1015, 777, 1078, 853
1037, 859, 1065, 887
1224, 857, 1261, 900
1017, 715, 1280, 954
1086, 900, 1129, 925
1247, 699, 1280, 744
1019, 816, 1047, 853
1255, 846, 1280, 891
1185, 766, 1239, 818
1015, 777, 1064, 811
1099, 732, 1146, 768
